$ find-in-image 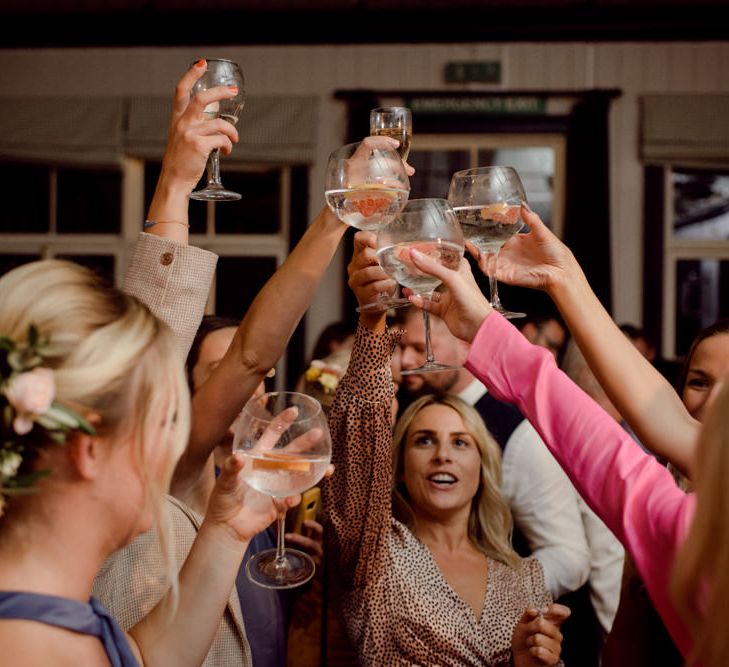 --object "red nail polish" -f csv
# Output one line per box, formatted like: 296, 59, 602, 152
194, 59, 206, 69
227, 85, 239, 93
